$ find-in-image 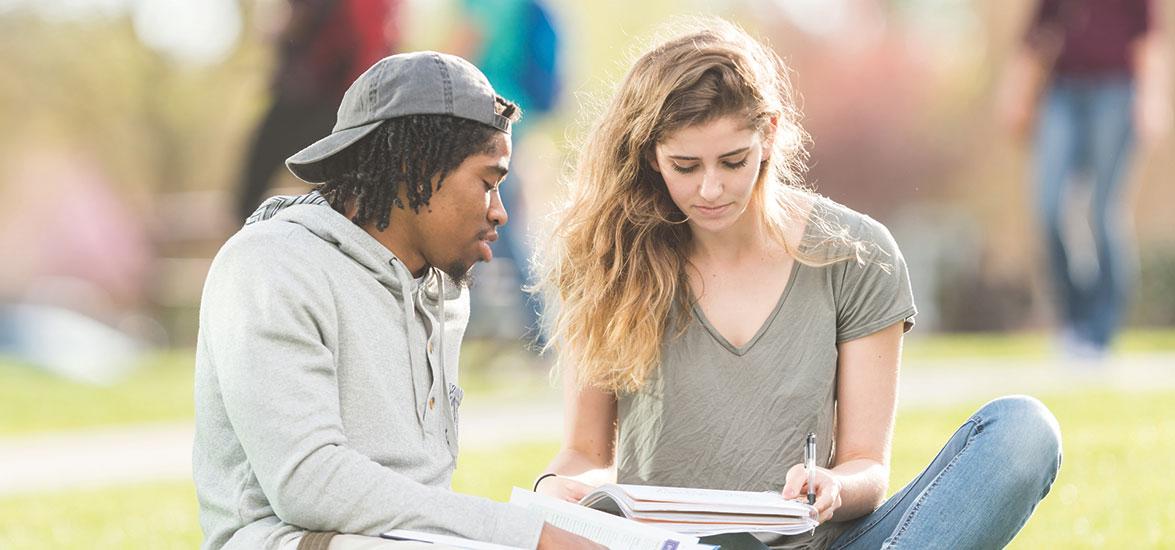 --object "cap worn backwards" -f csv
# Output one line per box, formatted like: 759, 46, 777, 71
285, 51, 511, 184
